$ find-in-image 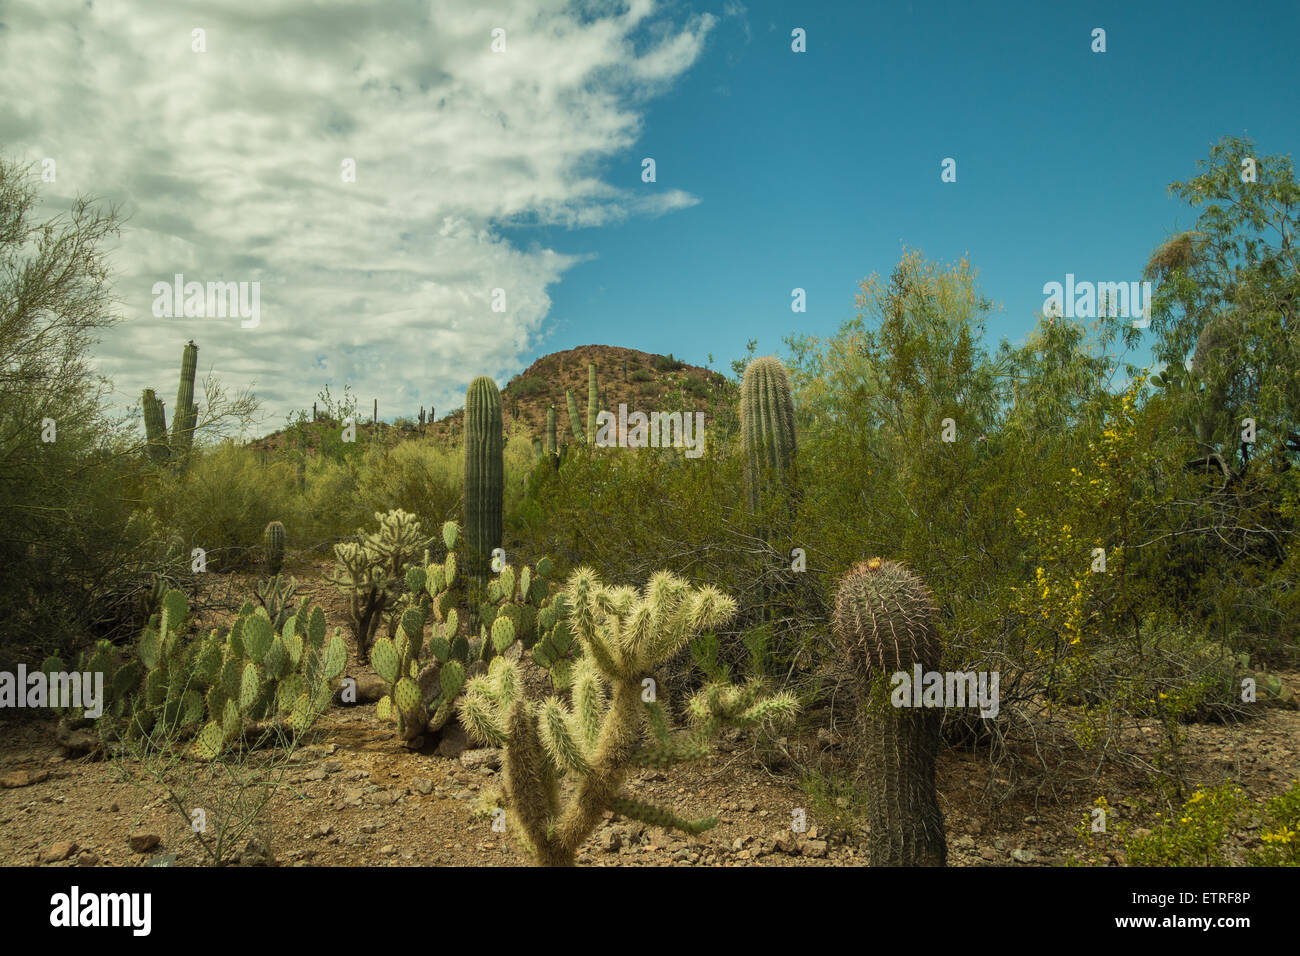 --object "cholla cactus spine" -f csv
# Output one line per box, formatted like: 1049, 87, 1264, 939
459, 568, 798, 866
